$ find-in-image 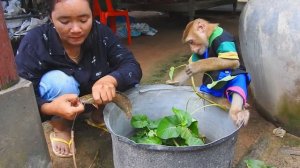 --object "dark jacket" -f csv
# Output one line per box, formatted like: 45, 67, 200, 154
15, 20, 142, 109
